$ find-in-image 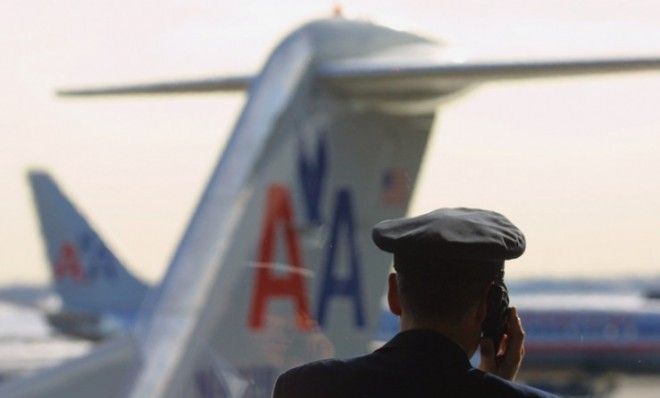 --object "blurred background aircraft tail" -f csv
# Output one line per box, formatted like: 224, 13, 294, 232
28, 171, 149, 338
